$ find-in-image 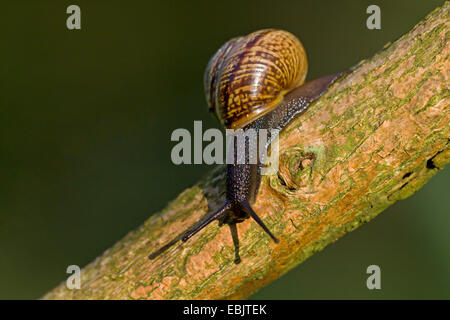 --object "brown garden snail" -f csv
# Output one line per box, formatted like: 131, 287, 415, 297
149, 29, 345, 259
